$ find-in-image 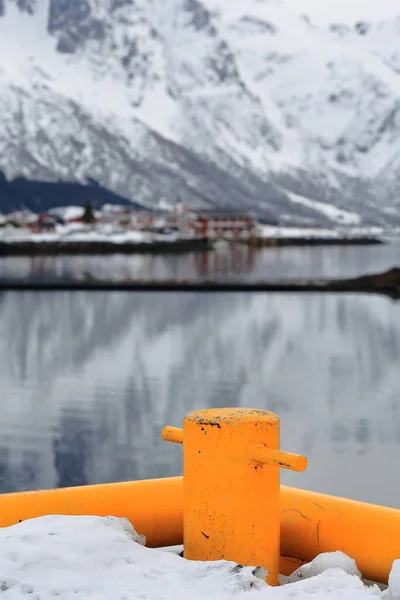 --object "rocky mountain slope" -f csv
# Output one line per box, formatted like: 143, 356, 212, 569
0, 0, 400, 225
